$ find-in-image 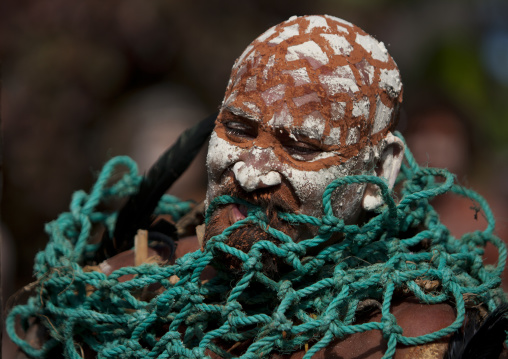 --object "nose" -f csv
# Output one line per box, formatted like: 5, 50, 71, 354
232, 148, 282, 192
